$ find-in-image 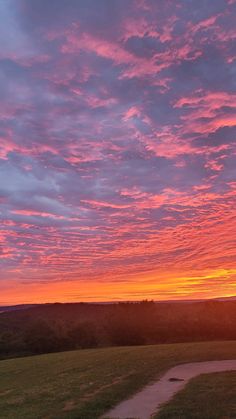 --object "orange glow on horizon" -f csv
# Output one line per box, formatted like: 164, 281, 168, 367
1, 268, 235, 306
